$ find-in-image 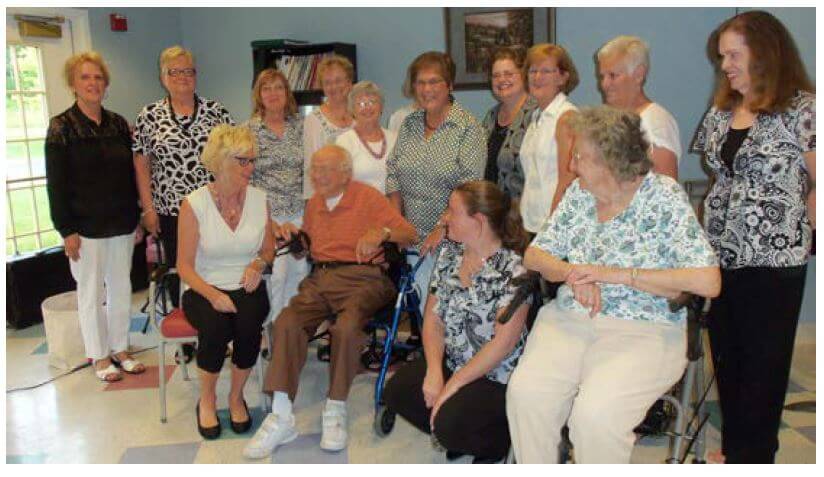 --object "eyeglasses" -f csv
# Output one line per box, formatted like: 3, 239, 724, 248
414, 78, 446, 89
355, 98, 380, 109
166, 68, 196, 78
528, 67, 560, 76
491, 71, 519, 81
233, 156, 257, 167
